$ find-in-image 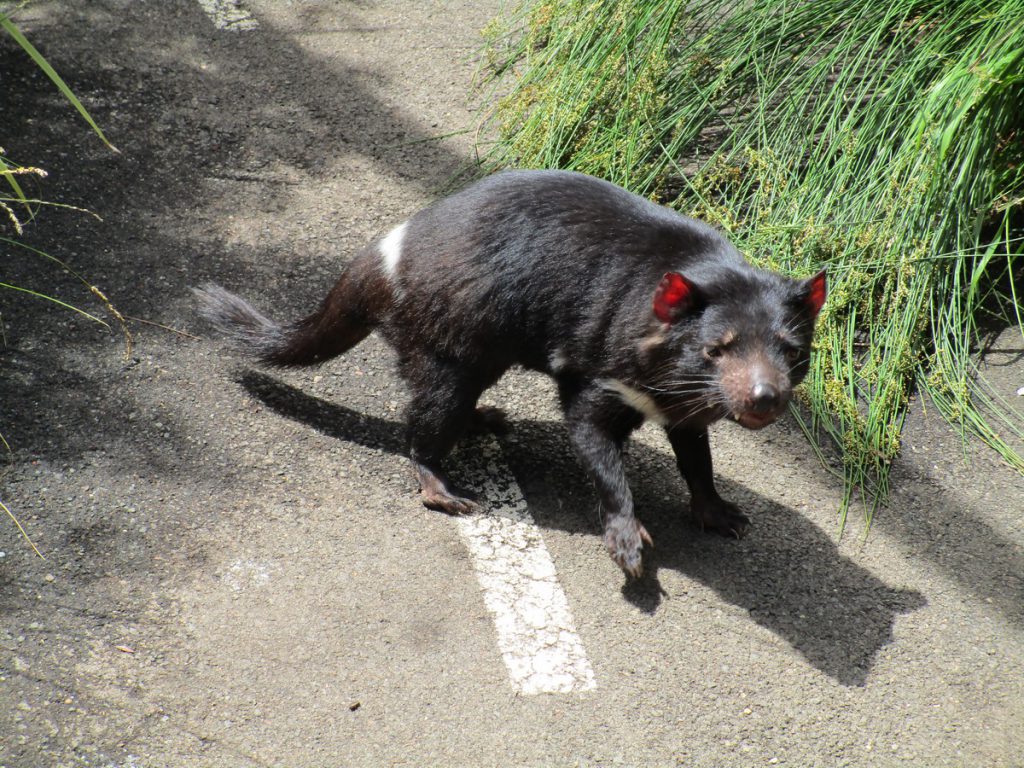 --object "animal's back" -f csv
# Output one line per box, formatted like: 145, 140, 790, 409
379, 170, 739, 371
